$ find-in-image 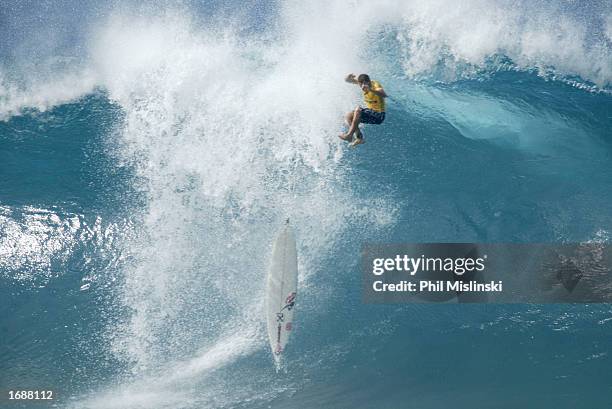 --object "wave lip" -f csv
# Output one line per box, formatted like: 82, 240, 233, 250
1, 0, 611, 123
